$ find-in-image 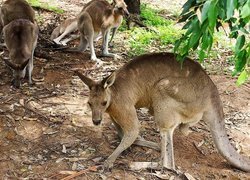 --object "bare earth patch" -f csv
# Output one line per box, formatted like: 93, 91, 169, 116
0, 0, 249, 179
